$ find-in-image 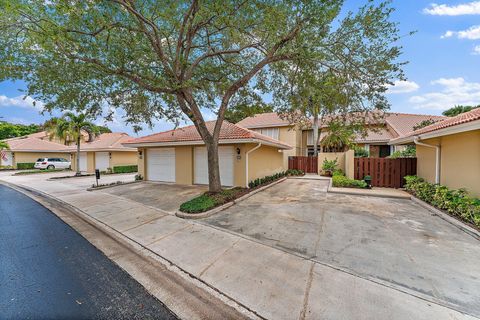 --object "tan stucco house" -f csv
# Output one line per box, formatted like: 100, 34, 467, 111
123, 121, 291, 187
390, 108, 480, 197
70, 133, 138, 173
0, 135, 71, 168
236, 112, 446, 162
